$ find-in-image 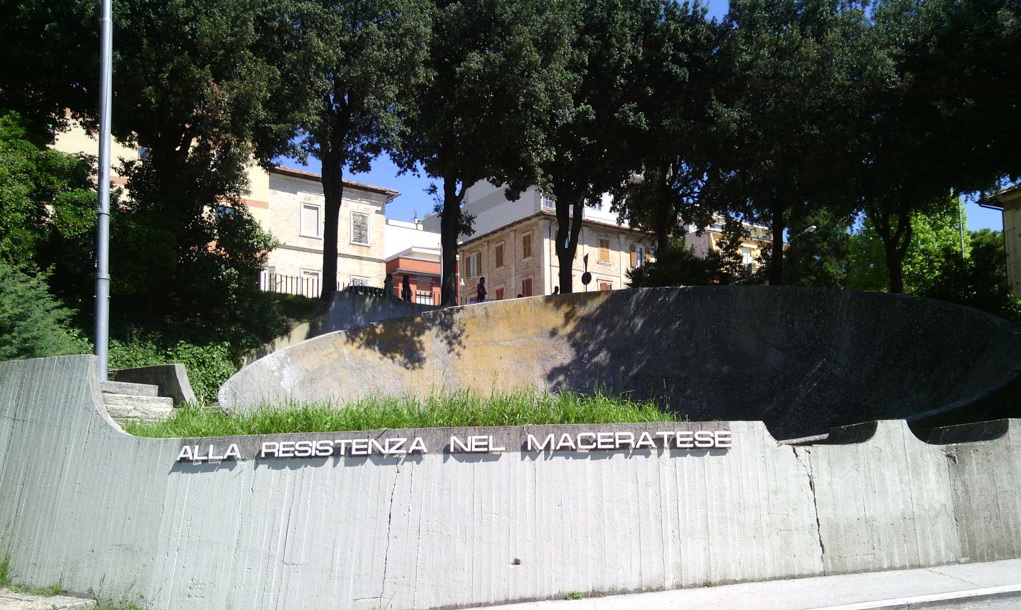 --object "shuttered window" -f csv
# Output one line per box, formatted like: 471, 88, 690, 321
351, 212, 369, 245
